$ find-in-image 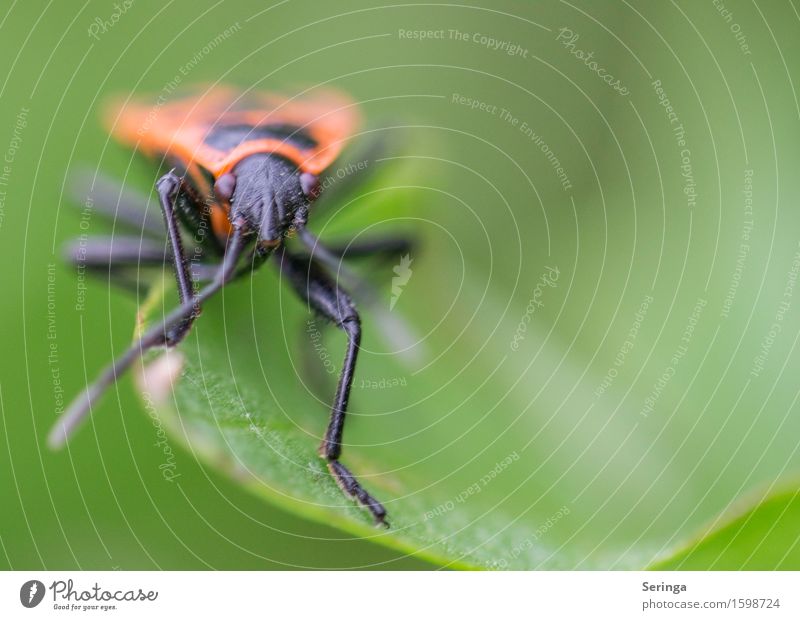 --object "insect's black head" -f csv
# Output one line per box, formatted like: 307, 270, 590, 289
216, 153, 320, 252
